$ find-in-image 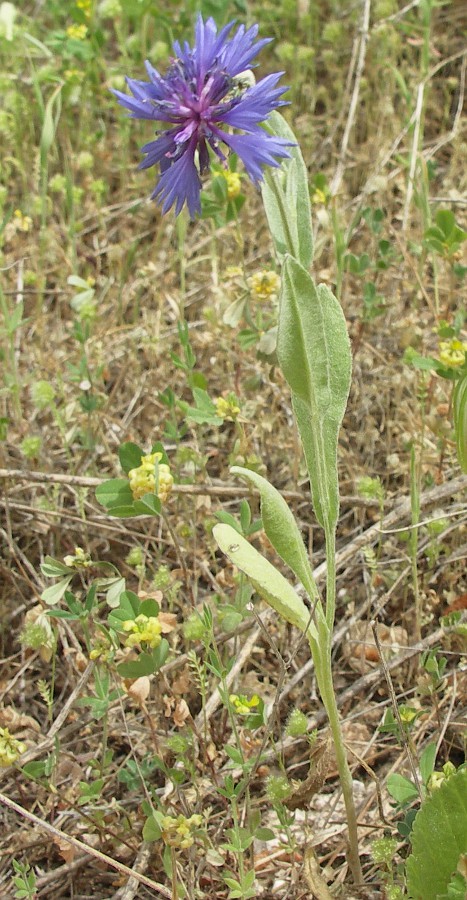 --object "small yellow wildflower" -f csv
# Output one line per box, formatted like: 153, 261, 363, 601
248, 270, 280, 302
128, 452, 173, 502
311, 187, 327, 205
122, 614, 162, 649
76, 0, 92, 14
64, 68, 81, 83
63, 547, 93, 569
229, 693, 260, 715
13, 210, 33, 232
0, 728, 26, 767
439, 339, 467, 369
223, 171, 241, 200
215, 394, 240, 421
89, 638, 112, 661
66, 24, 88, 40
161, 814, 203, 849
